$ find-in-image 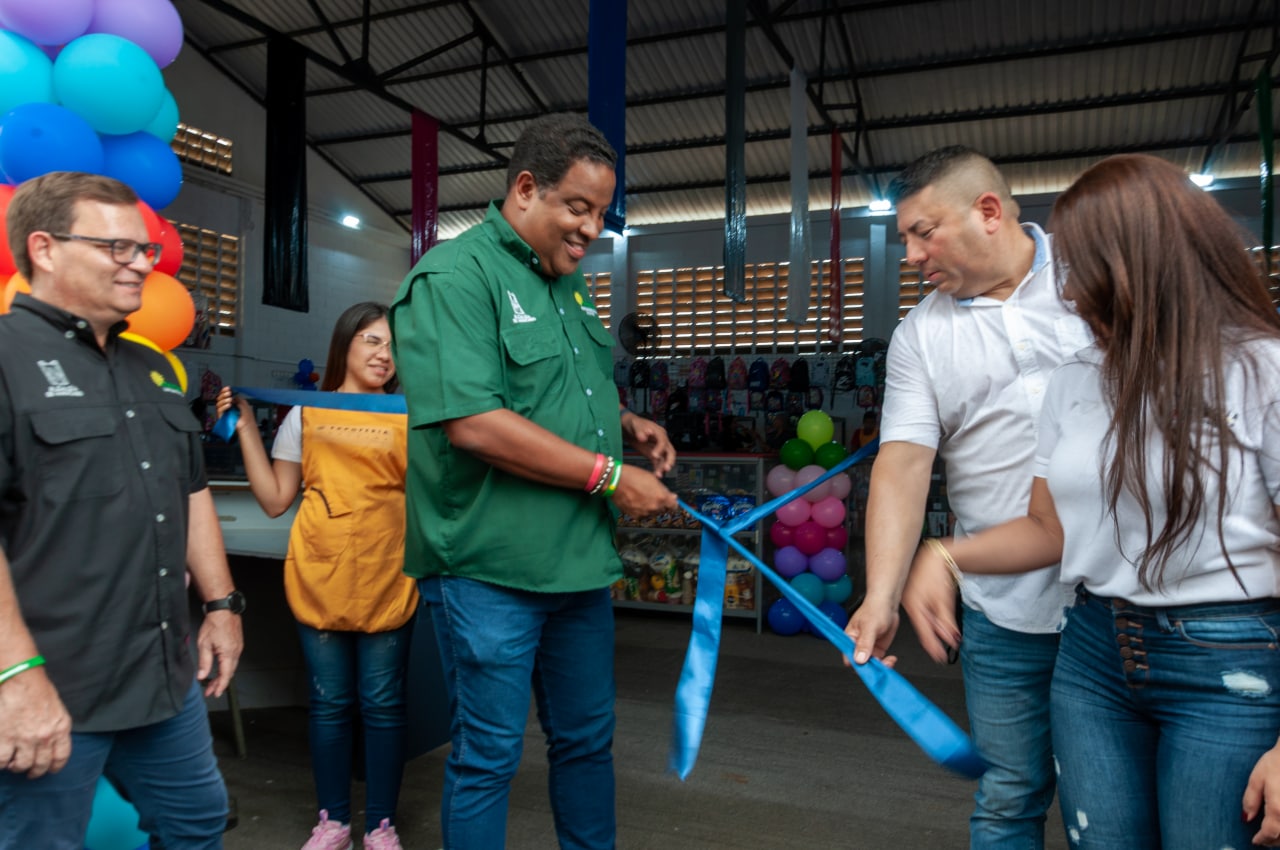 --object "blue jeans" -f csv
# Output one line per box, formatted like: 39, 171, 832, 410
1051, 590, 1280, 849
420, 576, 616, 850
0, 679, 226, 850
296, 621, 412, 833
960, 604, 1060, 850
